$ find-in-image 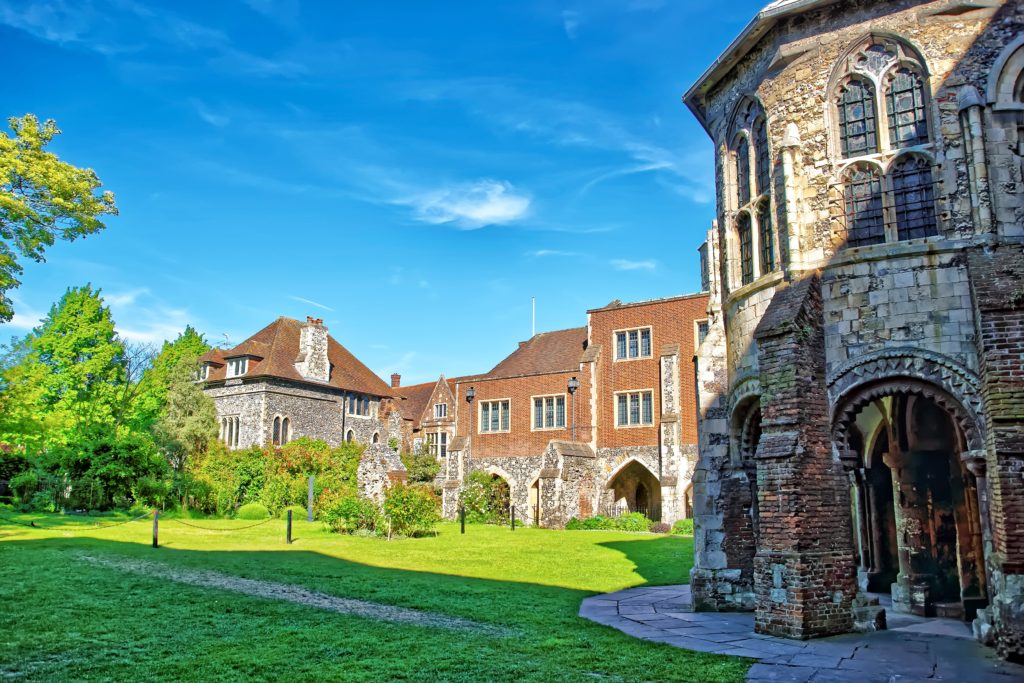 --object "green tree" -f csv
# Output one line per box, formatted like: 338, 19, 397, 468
0, 114, 118, 322
152, 358, 218, 472
133, 326, 210, 429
